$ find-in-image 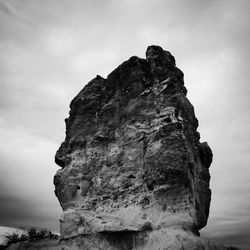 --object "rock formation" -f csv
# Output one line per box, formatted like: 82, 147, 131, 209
53, 46, 234, 250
